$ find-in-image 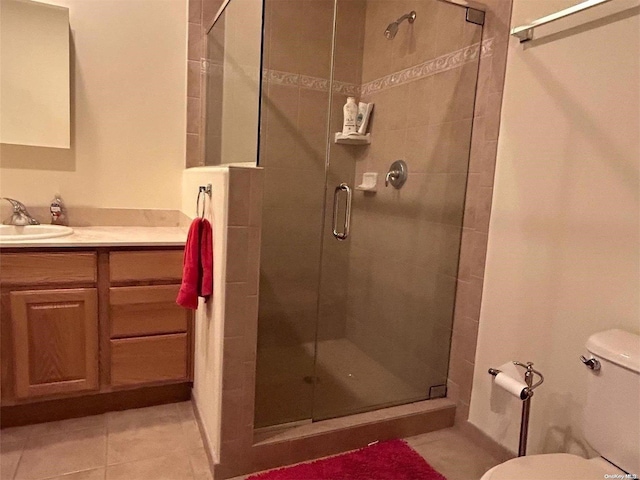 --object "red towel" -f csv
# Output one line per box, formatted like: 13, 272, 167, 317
199, 218, 213, 298
177, 218, 213, 310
